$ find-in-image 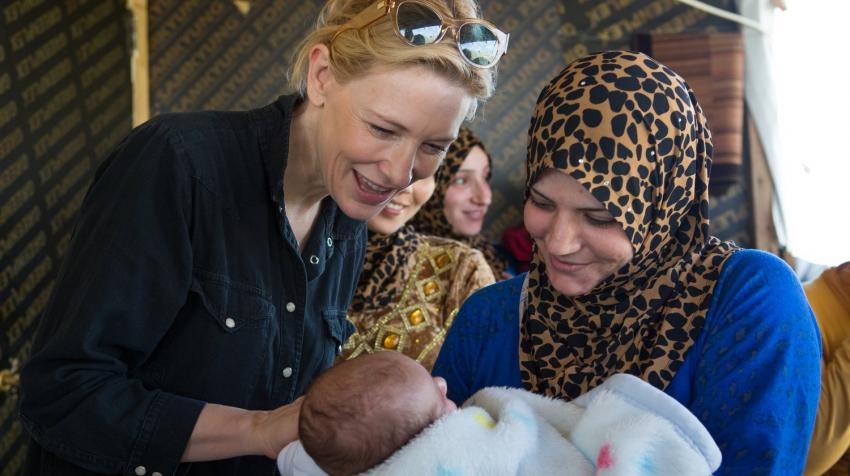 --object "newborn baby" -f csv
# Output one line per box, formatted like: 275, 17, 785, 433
280, 355, 721, 476
280, 352, 455, 476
